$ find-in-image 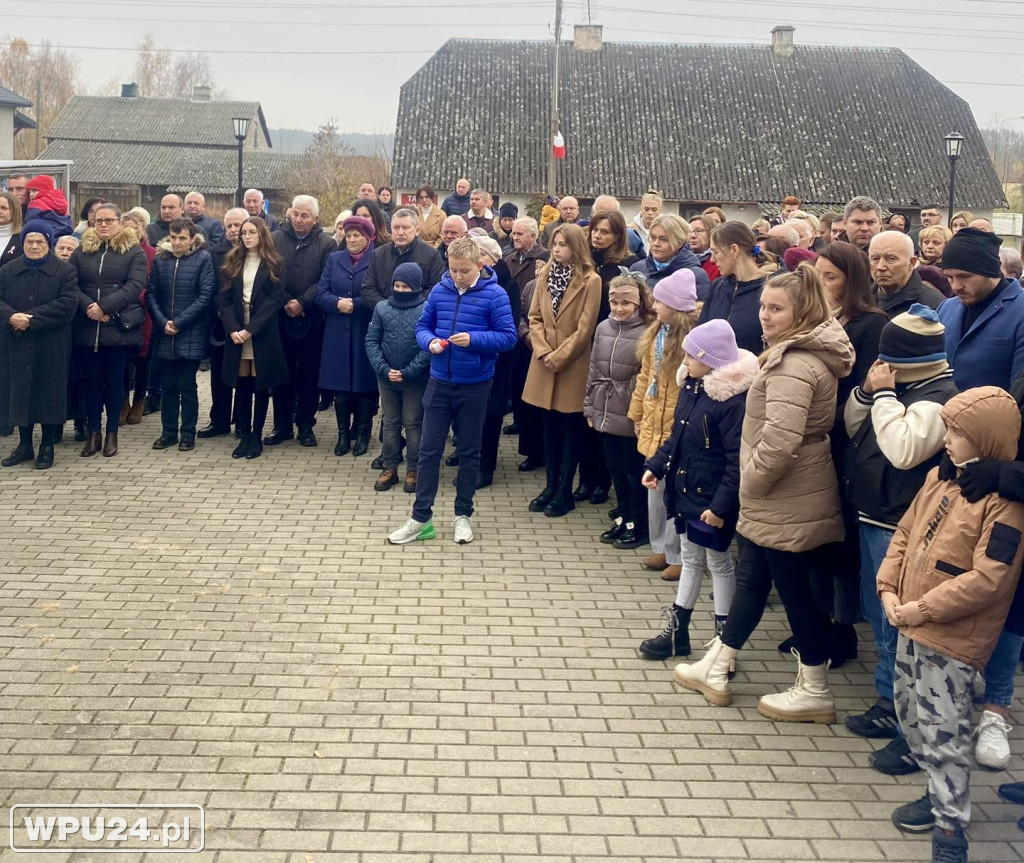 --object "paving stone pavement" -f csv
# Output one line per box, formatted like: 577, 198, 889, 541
1, 383, 1022, 862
